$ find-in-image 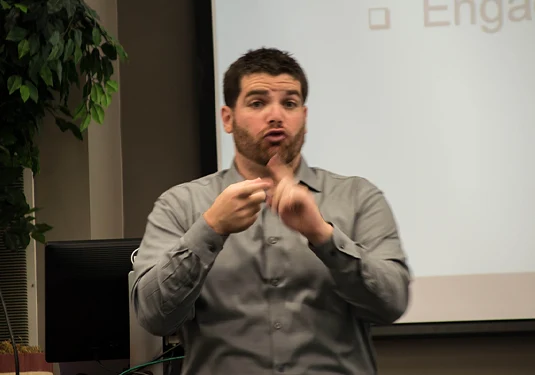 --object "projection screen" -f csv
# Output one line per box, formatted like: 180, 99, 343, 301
210, 0, 535, 326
